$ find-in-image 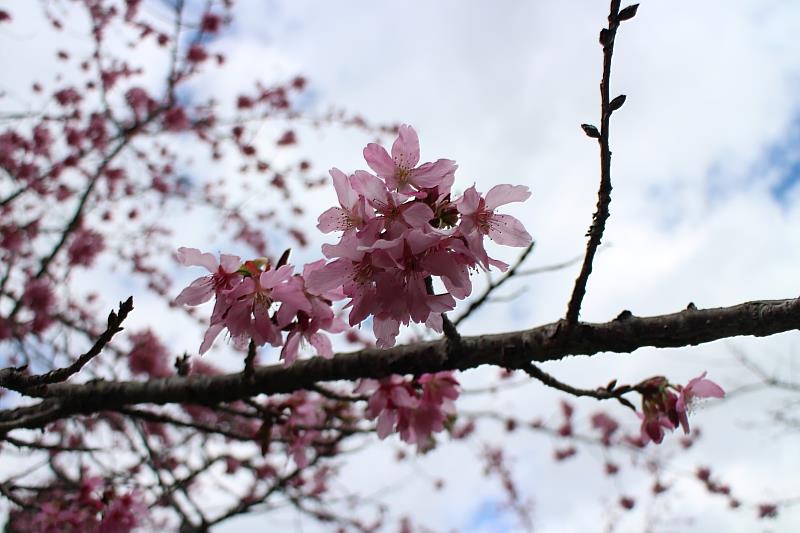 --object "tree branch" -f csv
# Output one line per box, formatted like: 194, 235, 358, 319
454, 241, 535, 326
517, 362, 635, 410
0, 297, 133, 392
0, 297, 797, 432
